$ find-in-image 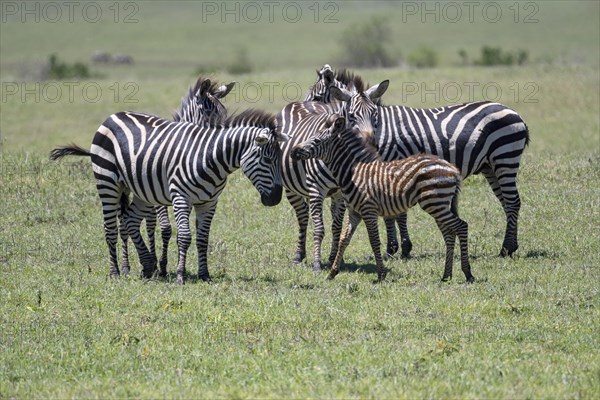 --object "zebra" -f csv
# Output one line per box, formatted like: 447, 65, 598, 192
330, 80, 530, 258
291, 114, 474, 283
50, 109, 288, 284
277, 65, 375, 272
118, 76, 235, 277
